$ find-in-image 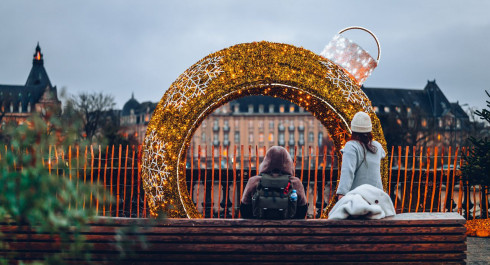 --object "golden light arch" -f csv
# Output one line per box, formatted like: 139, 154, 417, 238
142, 41, 388, 218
